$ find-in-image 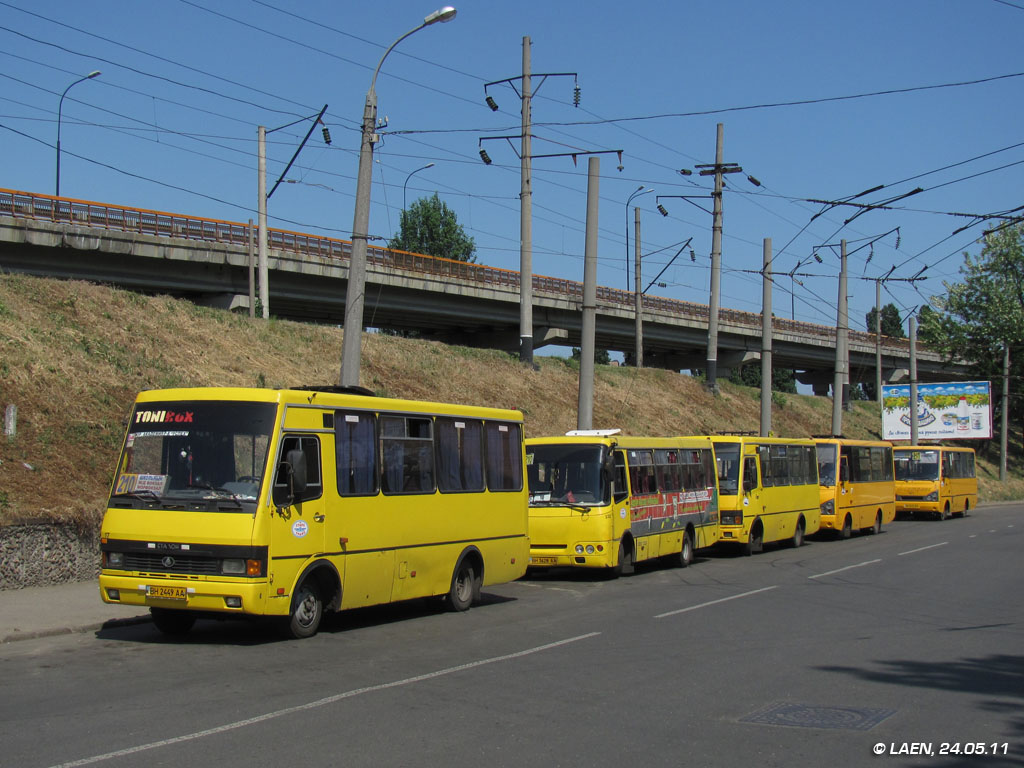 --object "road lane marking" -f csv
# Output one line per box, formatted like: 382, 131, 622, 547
48, 632, 601, 768
655, 586, 777, 619
808, 559, 882, 580
898, 542, 948, 556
